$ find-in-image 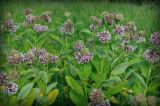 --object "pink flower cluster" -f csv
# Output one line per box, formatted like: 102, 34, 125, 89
0, 72, 18, 96
25, 14, 35, 25
89, 88, 110, 106
122, 45, 135, 52
24, 8, 52, 25
61, 19, 74, 34
114, 25, 125, 35
41, 12, 52, 23
150, 32, 160, 48
144, 49, 160, 63
7, 48, 58, 65
97, 31, 111, 43
74, 40, 85, 50
0, 72, 7, 86
33, 24, 48, 32
2, 19, 17, 32
134, 32, 145, 43
89, 16, 102, 32
5, 82, 18, 96
103, 13, 124, 25
124, 21, 137, 33
74, 41, 93, 64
